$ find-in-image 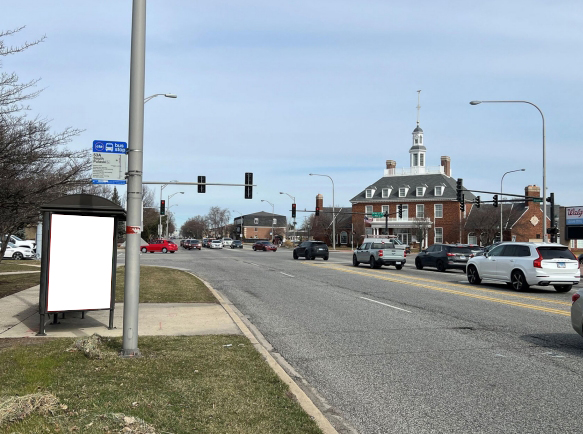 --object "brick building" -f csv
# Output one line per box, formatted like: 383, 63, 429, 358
233, 211, 287, 242
350, 120, 474, 249
312, 194, 355, 247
